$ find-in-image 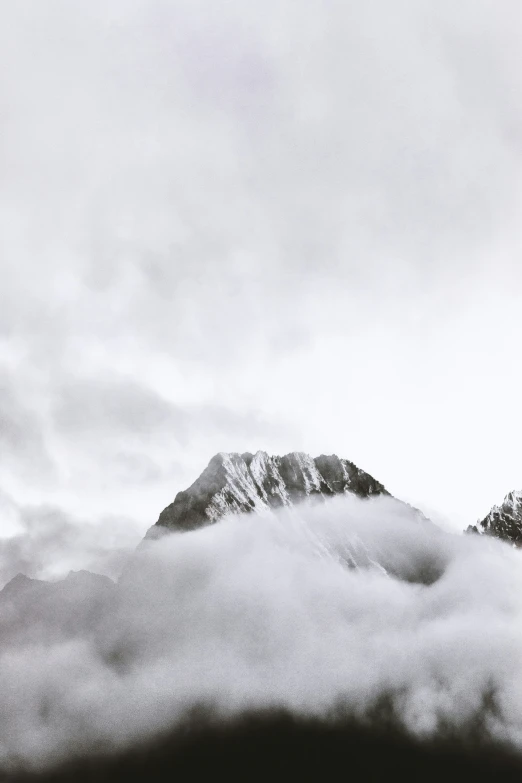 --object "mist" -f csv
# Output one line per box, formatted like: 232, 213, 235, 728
1, 494, 521, 774
2, 2, 522, 775
1, 0, 522, 534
